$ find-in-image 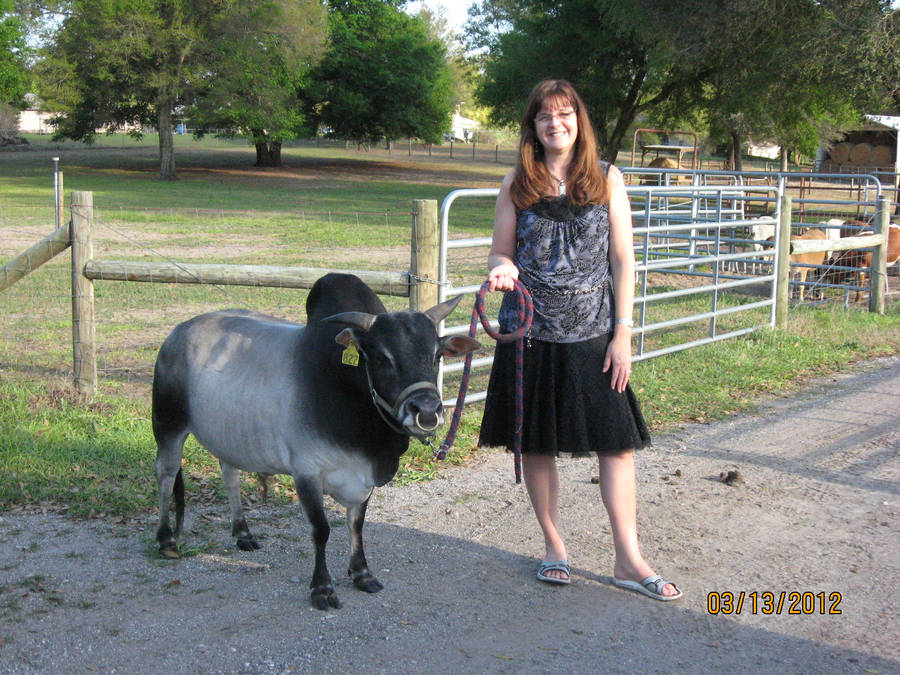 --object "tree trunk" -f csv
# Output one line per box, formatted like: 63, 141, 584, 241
158, 101, 177, 180
779, 147, 789, 172
730, 131, 743, 172
254, 139, 282, 167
